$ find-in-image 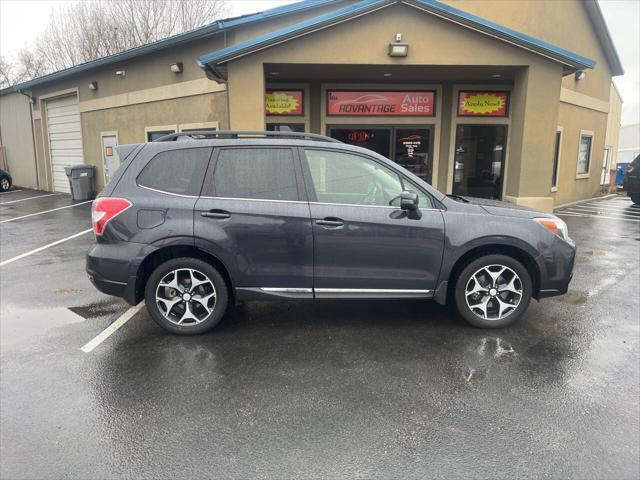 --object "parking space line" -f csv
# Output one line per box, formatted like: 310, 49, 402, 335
581, 202, 640, 213
81, 302, 145, 353
0, 189, 23, 195
0, 200, 92, 224
558, 209, 640, 222
564, 206, 640, 219
0, 193, 63, 205
0, 228, 93, 267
